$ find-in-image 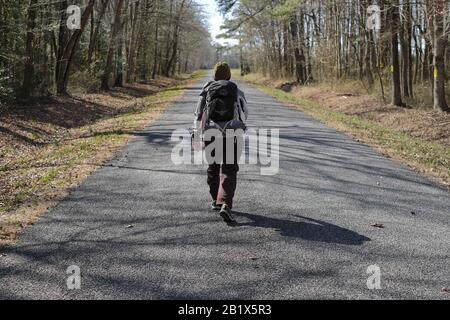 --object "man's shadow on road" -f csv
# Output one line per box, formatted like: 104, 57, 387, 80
231, 212, 371, 246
